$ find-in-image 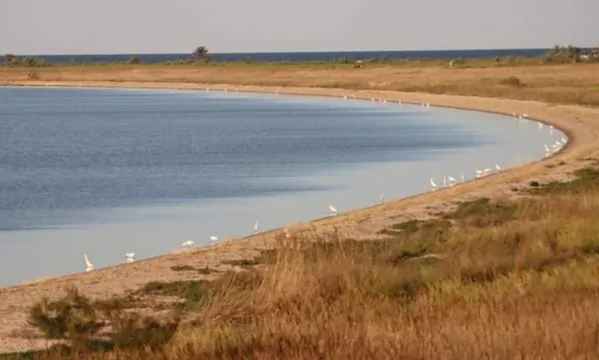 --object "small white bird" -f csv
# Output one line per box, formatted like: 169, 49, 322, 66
254, 219, 259, 234
443, 176, 447, 187
561, 136, 568, 144
84, 254, 94, 272
379, 193, 385, 204
460, 172, 465, 182
430, 177, 438, 191
544, 144, 551, 153
209, 236, 218, 245
328, 204, 338, 215
125, 252, 135, 263
475, 169, 483, 178
495, 164, 501, 171
182, 240, 194, 247
483, 168, 492, 174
